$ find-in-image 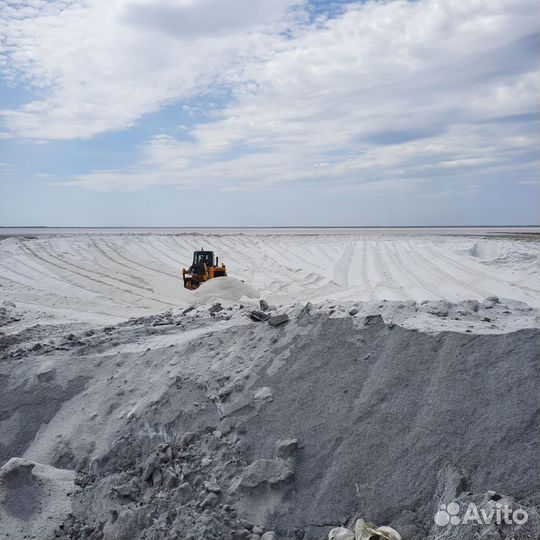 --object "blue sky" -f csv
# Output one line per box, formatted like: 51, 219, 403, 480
0, 0, 538, 226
